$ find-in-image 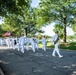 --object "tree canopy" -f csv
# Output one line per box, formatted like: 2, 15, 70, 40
0, 0, 31, 17
37, 0, 76, 42
0, 0, 76, 41
0, 0, 43, 36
